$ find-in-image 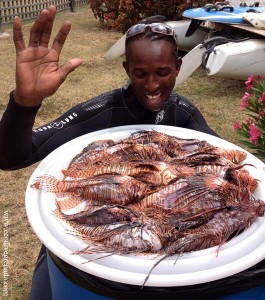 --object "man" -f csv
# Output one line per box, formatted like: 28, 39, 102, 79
0, 5, 234, 300
0, 6, 217, 171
